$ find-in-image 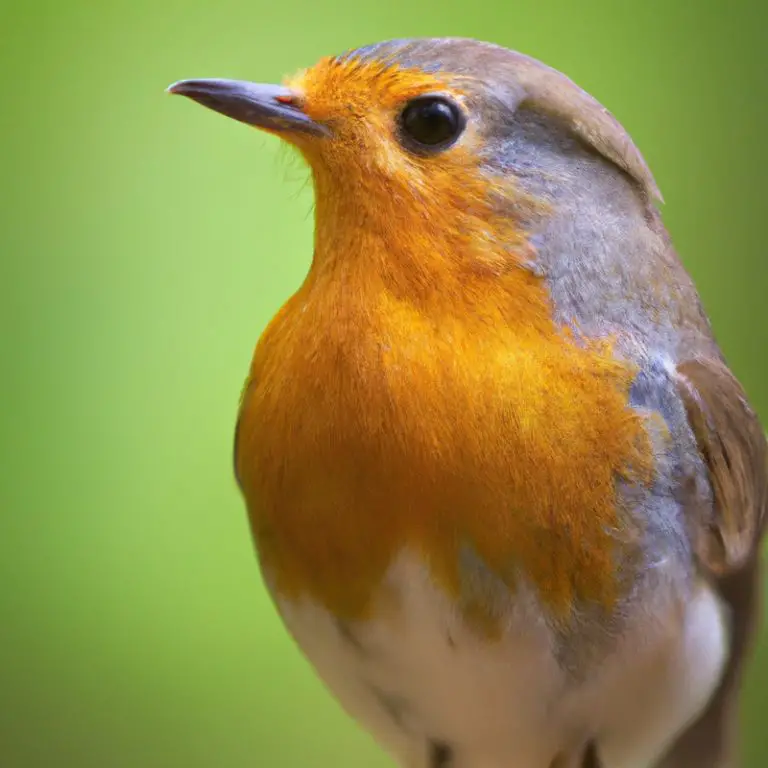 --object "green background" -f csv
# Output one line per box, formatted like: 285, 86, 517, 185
3, 0, 766, 765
